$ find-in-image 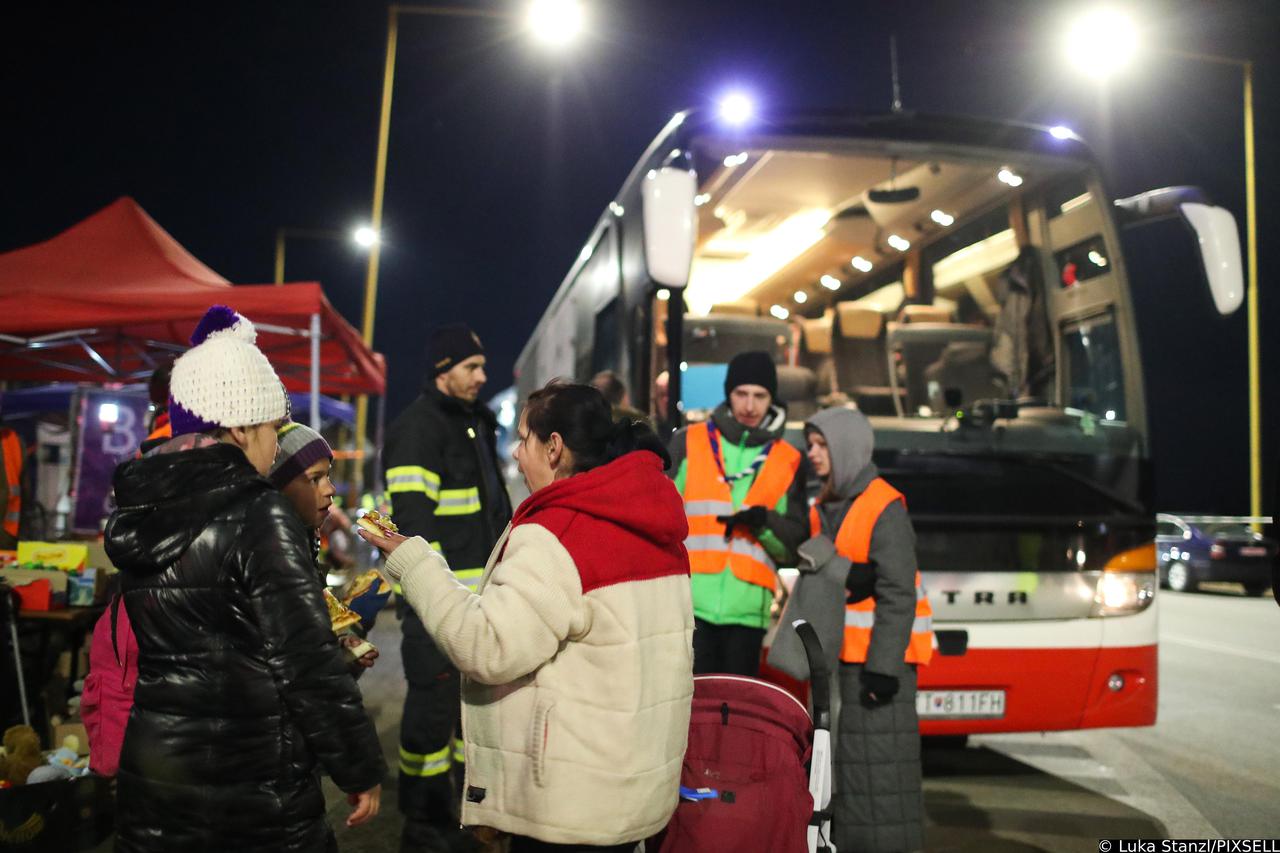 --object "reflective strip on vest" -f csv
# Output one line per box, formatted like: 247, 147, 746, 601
386, 466, 441, 500
2, 431, 21, 538
399, 744, 450, 777
451, 738, 466, 763
435, 487, 481, 516
681, 421, 801, 591
814, 478, 934, 666
454, 568, 484, 590
683, 500, 736, 517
